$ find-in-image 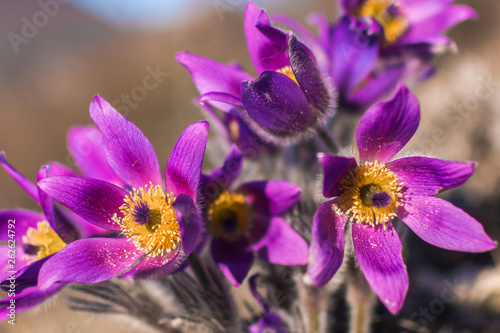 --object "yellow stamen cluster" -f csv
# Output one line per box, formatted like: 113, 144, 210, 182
337, 161, 403, 227
355, 0, 408, 44
276, 66, 299, 86
207, 191, 252, 241
117, 184, 180, 257
22, 221, 67, 262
